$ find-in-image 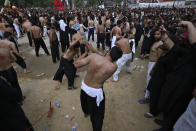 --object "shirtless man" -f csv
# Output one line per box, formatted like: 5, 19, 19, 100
39, 15, 47, 37
13, 17, 21, 38
53, 33, 82, 90
0, 47, 34, 130
0, 41, 24, 102
30, 23, 50, 57
88, 16, 95, 41
105, 17, 111, 49
49, 25, 60, 63
3, 31, 30, 74
96, 20, 105, 50
110, 20, 123, 48
74, 43, 123, 131
22, 19, 32, 47
112, 38, 132, 82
